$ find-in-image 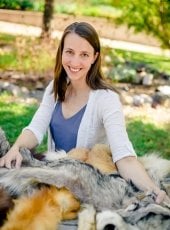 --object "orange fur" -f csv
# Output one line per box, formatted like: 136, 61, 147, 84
0, 187, 14, 227
1, 186, 80, 230
1, 144, 116, 229
86, 144, 117, 173
68, 144, 117, 173
67, 147, 89, 162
